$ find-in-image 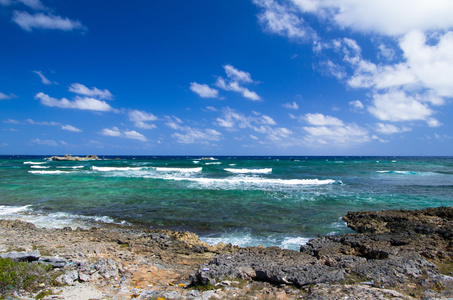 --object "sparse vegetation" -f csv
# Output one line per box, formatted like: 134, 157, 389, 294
0, 258, 59, 298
